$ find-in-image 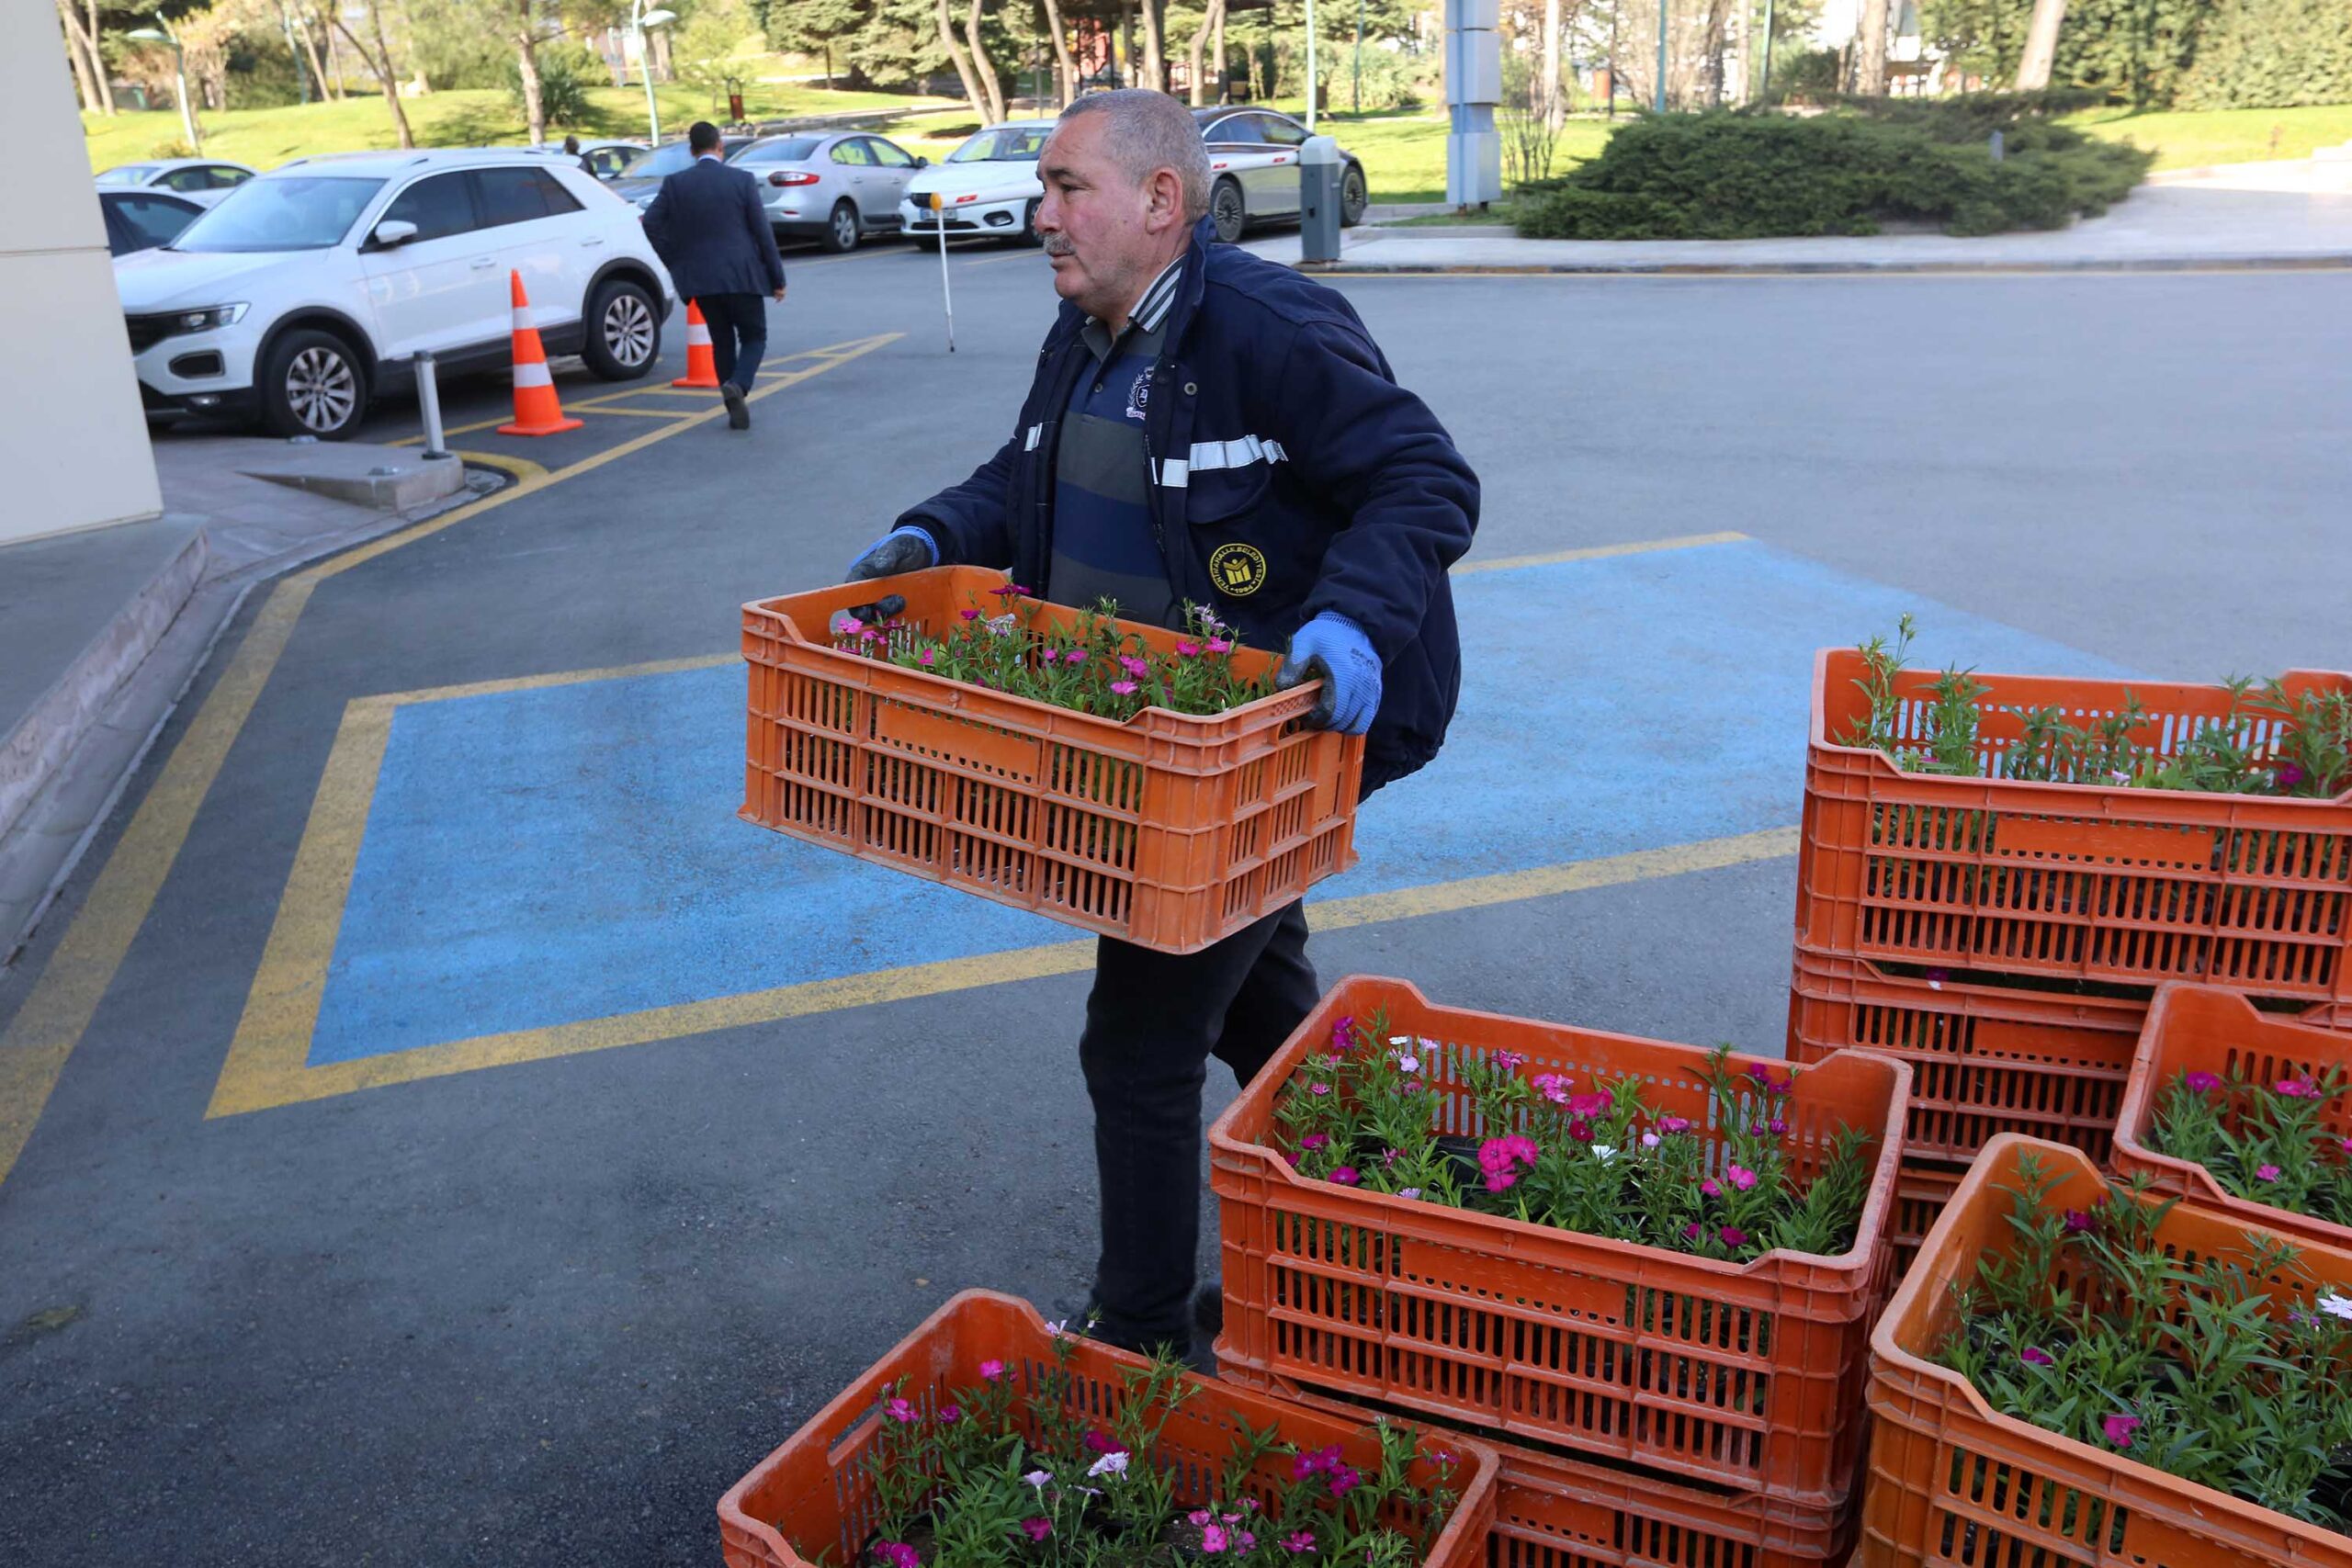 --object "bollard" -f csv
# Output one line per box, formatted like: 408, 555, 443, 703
1300, 135, 1344, 265
413, 350, 453, 461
